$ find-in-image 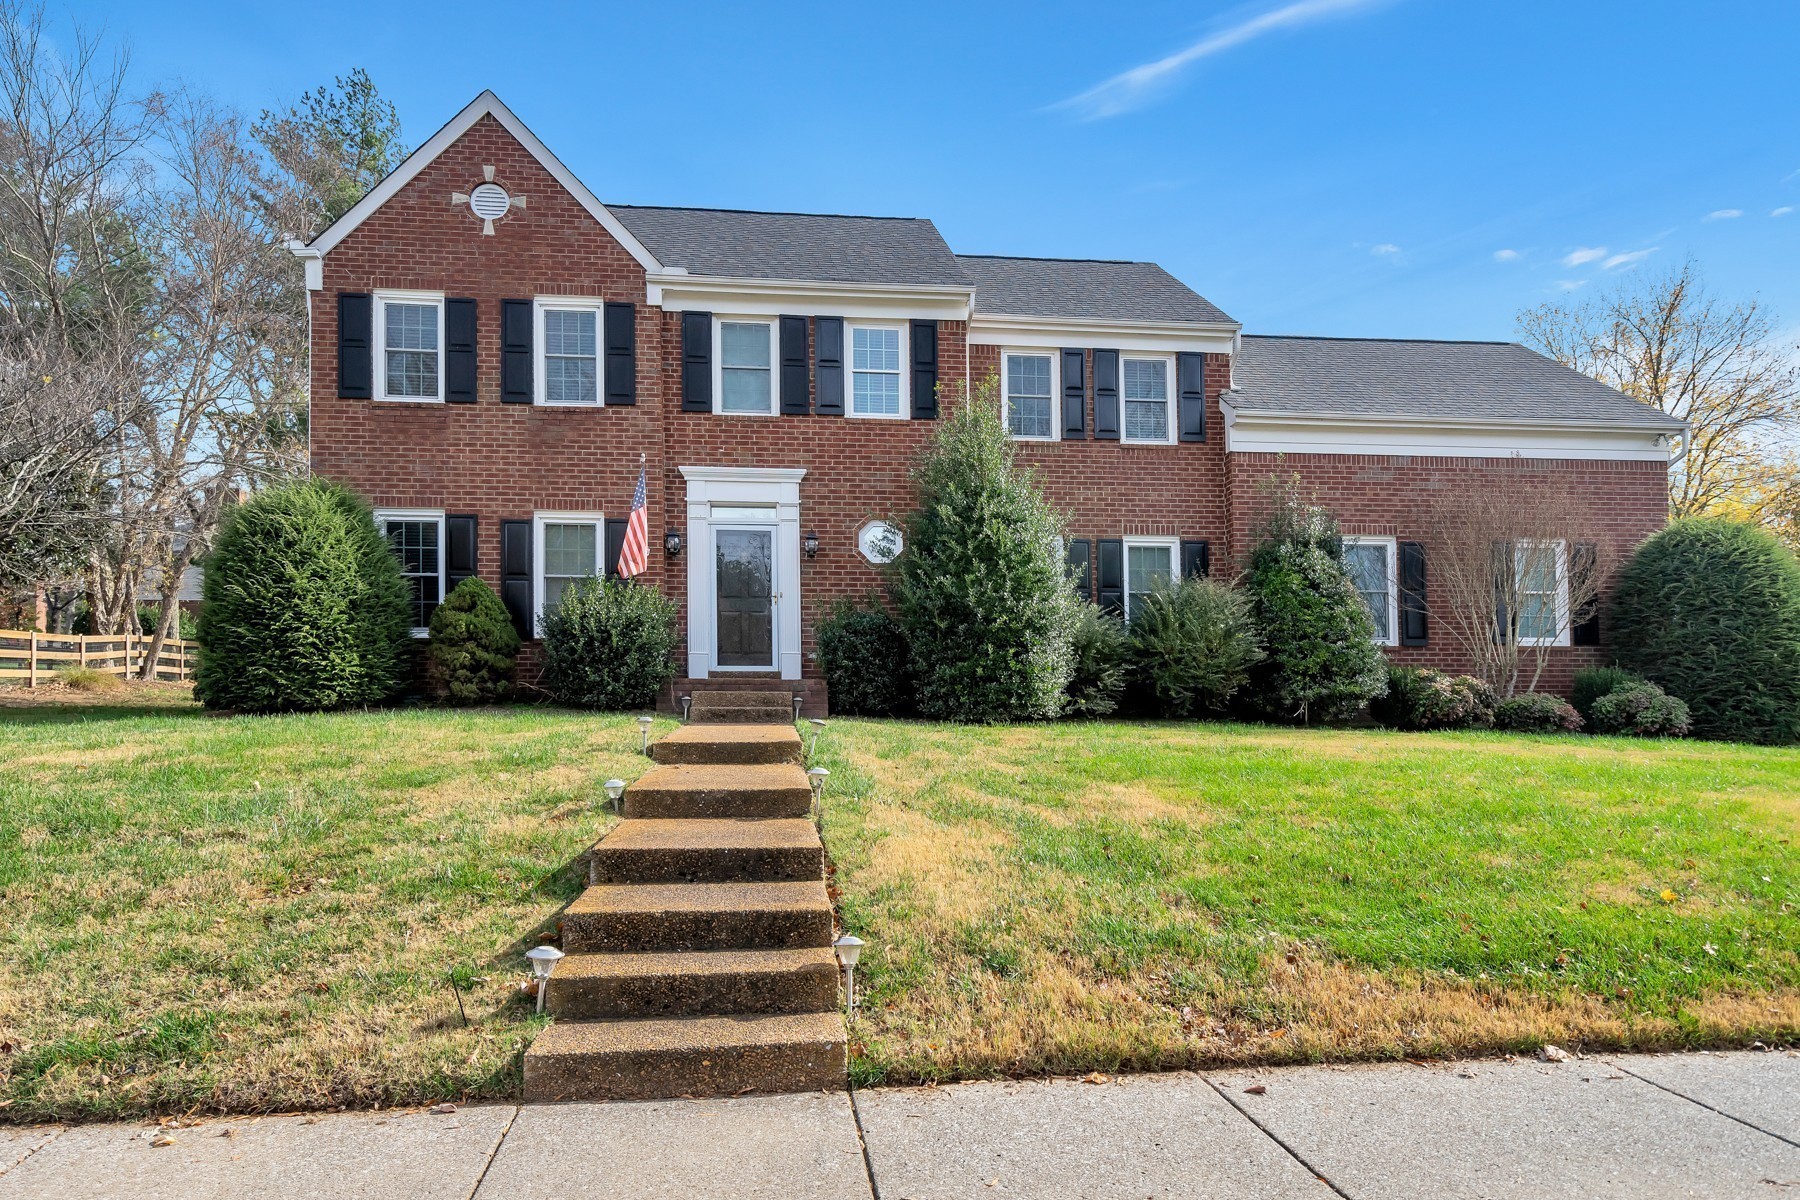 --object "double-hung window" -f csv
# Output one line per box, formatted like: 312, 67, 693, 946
1515, 539, 1568, 646
1004, 351, 1055, 440
1343, 537, 1398, 646
1121, 356, 1173, 444
1123, 538, 1177, 621
375, 292, 444, 401
534, 513, 605, 629
850, 325, 904, 418
537, 300, 601, 405
718, 319, 776, 414
375, 509, 445, 635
